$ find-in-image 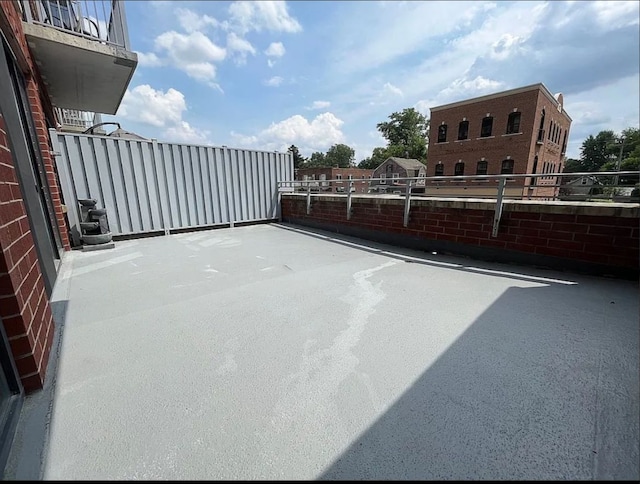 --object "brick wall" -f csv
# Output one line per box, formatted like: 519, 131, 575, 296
281, 194, 639, 279
0, 115, 54, 392
0, 1, 67, 392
